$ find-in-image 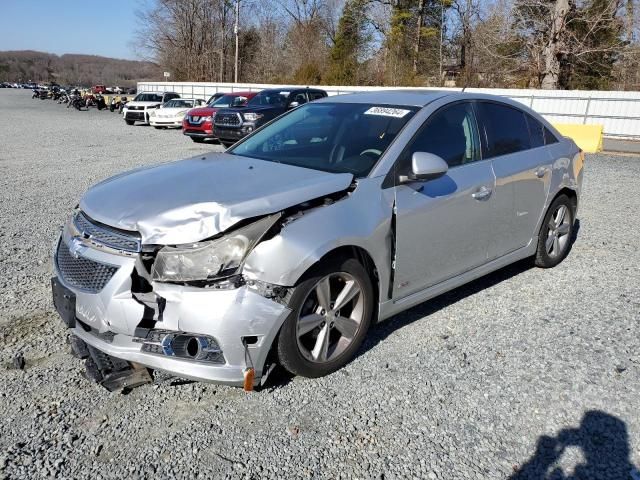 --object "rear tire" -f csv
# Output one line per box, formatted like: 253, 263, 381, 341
534, 194, 575, 268
277, 257, 374, 378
